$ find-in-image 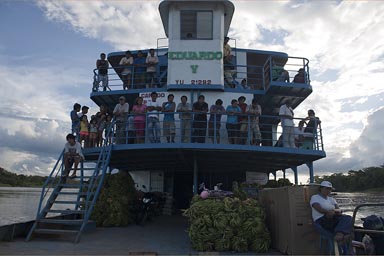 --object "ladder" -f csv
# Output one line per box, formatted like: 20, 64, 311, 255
26, 140, 113, 243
